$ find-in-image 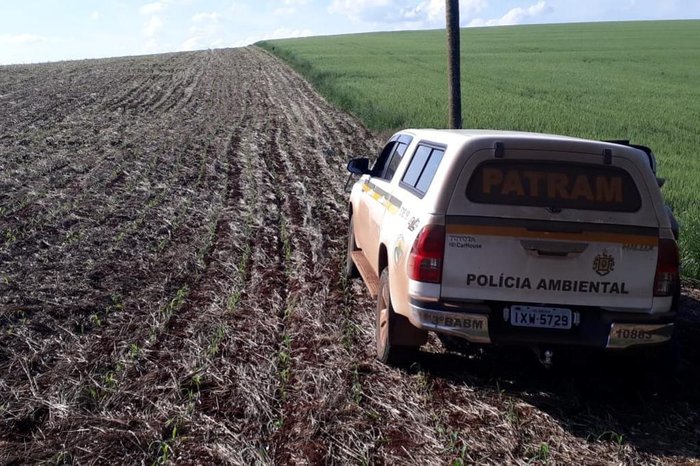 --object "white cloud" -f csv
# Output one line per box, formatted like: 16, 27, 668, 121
139, 1, 168, 15
408, 0, 488, 23
181, 11, 225, 51
469, 0, 549, 27
0, 34, 48, 46
233, 27, 313, 47
274, 7, 296, 16
139, 0, 173, 49
273, 0, 310, 15
328, 0, 488, 26
143, 16, 165, 37
268, 27, 313, 40
181, 36, 200, 51
328, 0, 393, 22
90, 11, 100, 21
229, 2, 248, 15
181, 36, 223, 51
192, 12, 222, 22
